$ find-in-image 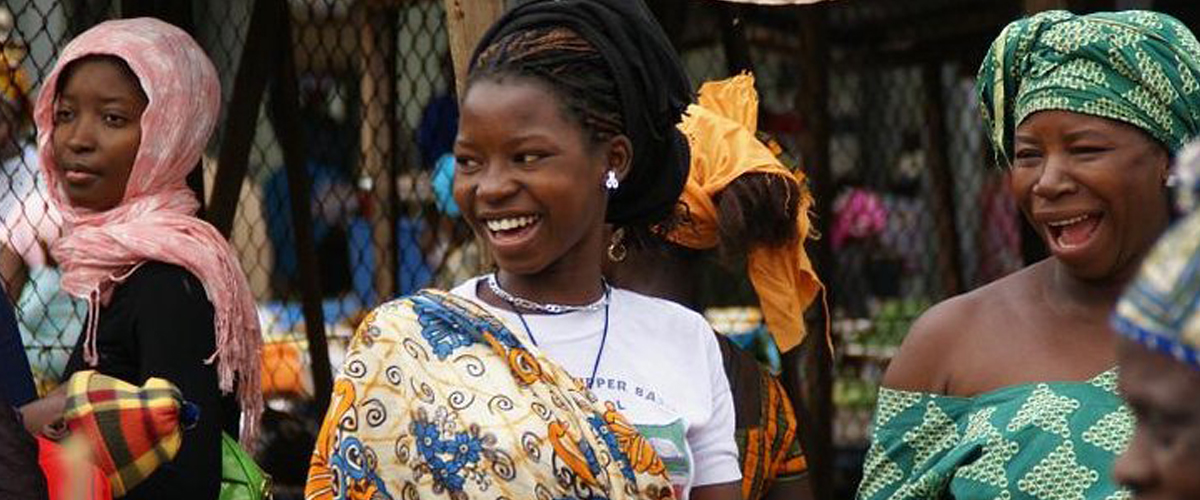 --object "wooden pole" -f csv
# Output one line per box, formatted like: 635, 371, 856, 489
793, 5, 834, 500
358, 4, 398, 301
443, 0, 504, 271
719, 3, 754, 75
268, 0, 333, 413
921, 64, 964, 295
208, 0, 277, 238
443, 0, 505, 99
